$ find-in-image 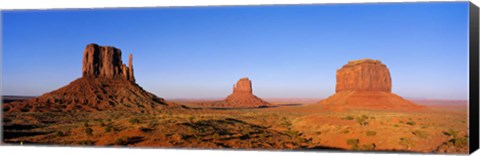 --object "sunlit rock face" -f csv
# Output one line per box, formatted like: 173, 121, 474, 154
82, 43, 135, 82
335, 59, 391, 93
319, 58, 424, 111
